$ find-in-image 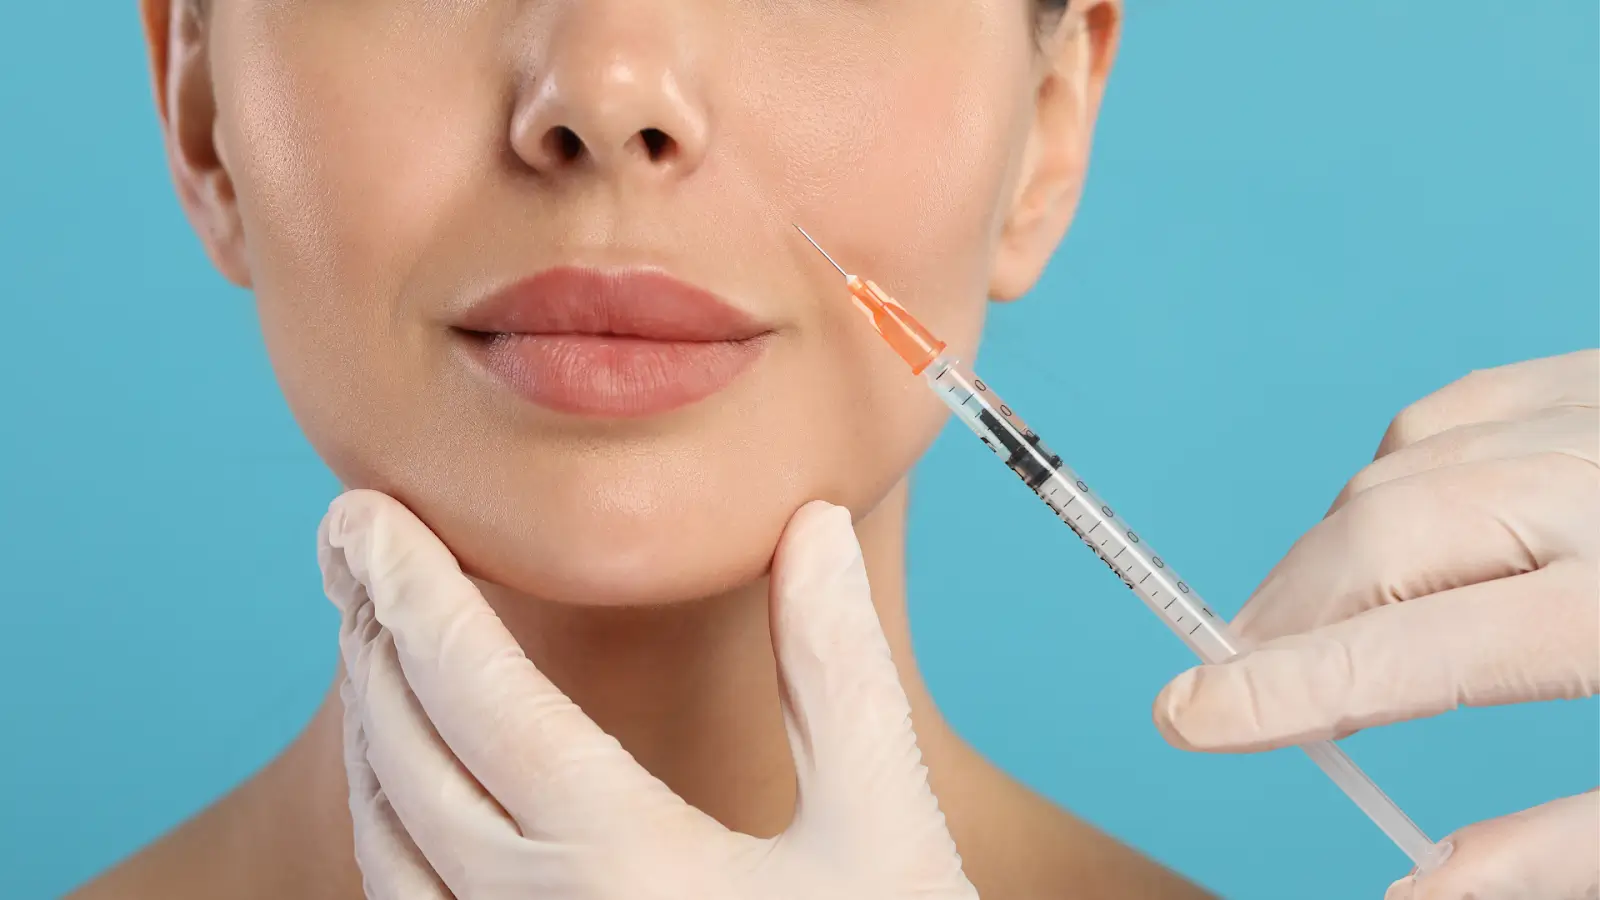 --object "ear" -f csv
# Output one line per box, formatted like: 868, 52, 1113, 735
141, 0, 251, 287
989, 0, 1121, 302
